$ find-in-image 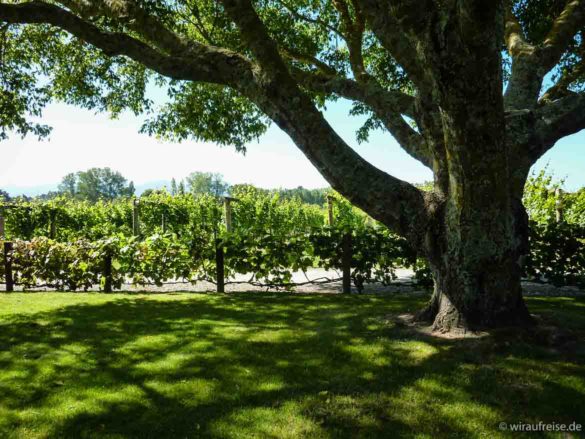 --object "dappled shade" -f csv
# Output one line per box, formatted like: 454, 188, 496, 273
0, 293, 584, 437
